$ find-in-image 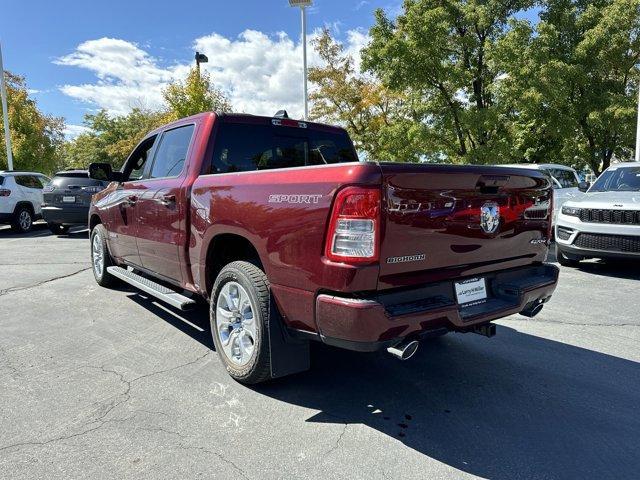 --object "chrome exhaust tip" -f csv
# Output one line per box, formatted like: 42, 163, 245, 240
520, 301, 544, 318
387, 340, 419, 361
